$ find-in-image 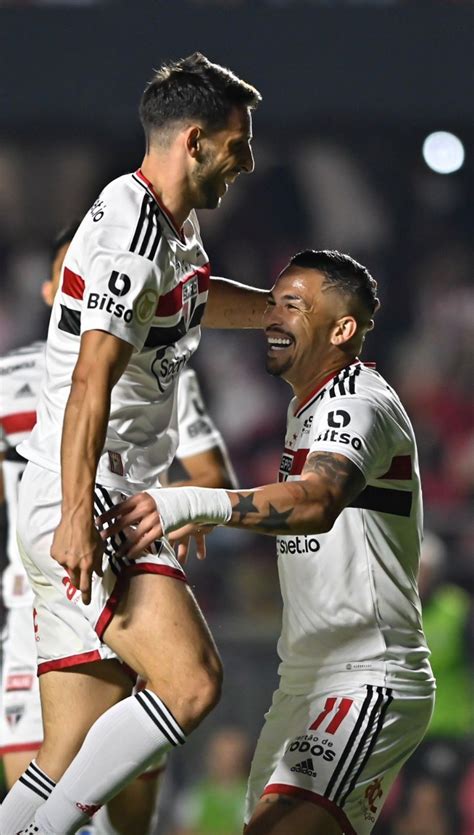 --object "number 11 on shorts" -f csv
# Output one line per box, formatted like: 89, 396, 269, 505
310, 697, 353, 734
